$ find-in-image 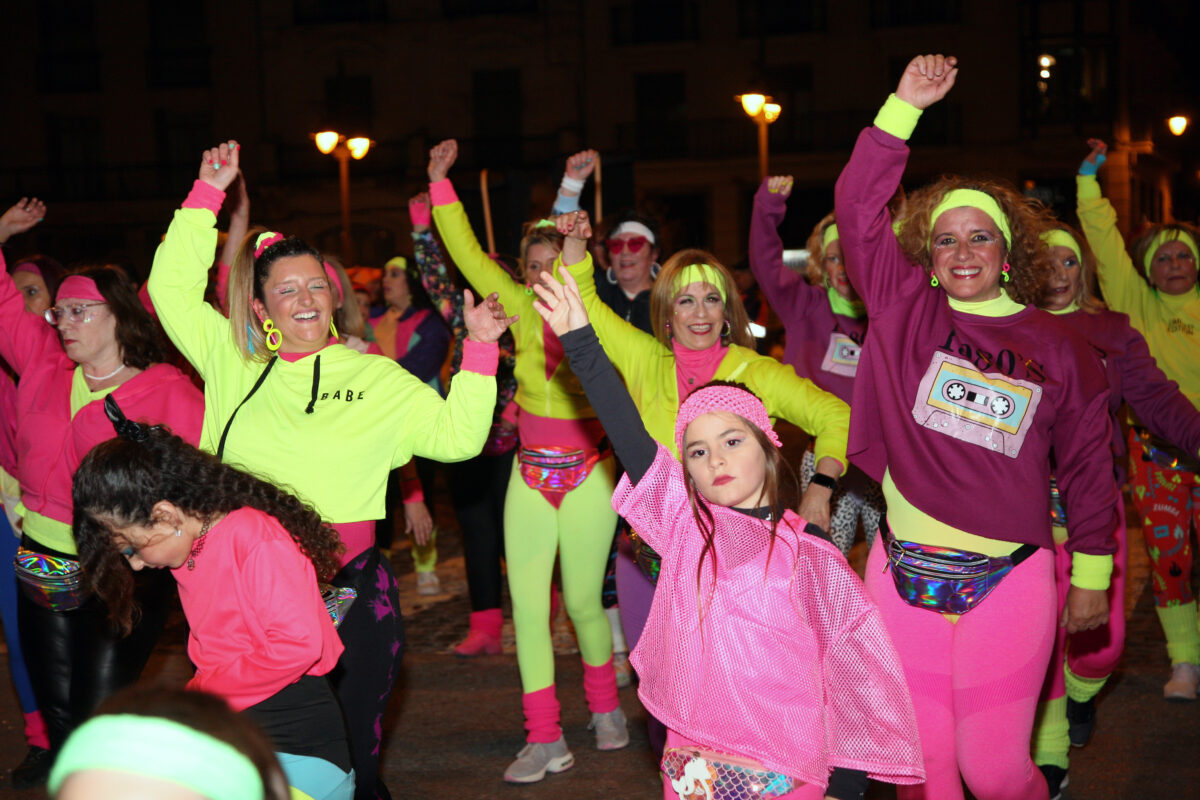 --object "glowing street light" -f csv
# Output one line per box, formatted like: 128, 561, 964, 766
311, 130, 374, 263
1168, 116, 1189, 136
735, 94, 782, 180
